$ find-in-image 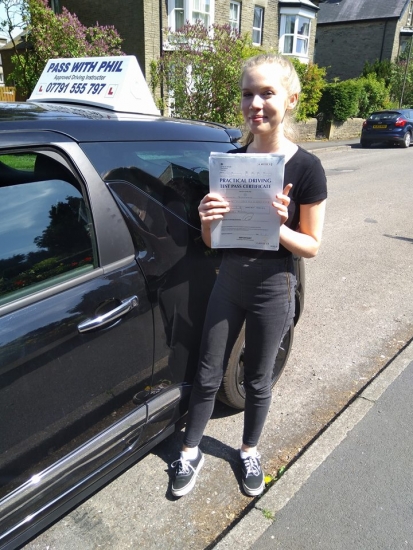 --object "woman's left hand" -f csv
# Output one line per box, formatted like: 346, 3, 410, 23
273, 183, 293, 225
